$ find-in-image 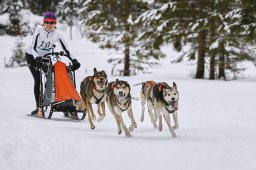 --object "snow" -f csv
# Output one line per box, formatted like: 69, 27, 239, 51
1, 19, 256, 170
